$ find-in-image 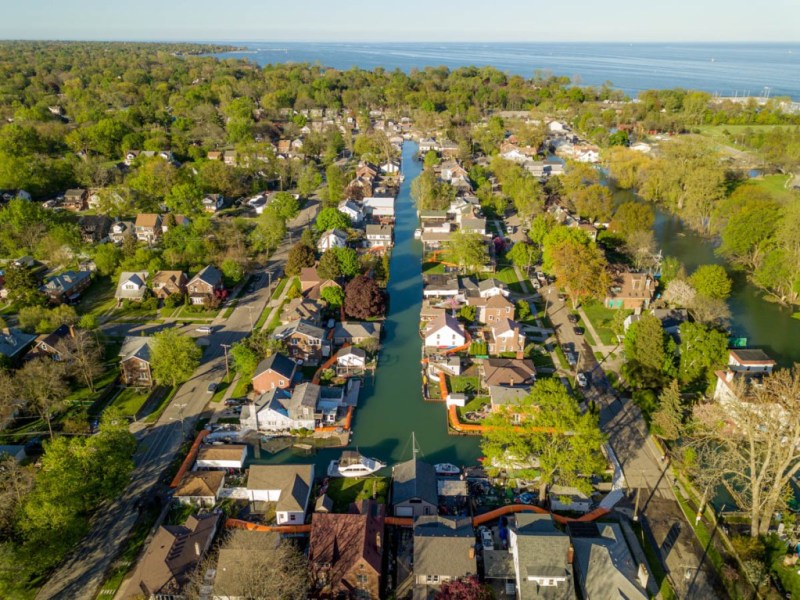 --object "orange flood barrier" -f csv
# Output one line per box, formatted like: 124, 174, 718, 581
169, 429, 209, 488
447, 405, 557, 435
226, 518, 312, 534
472, 503, 610, 526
